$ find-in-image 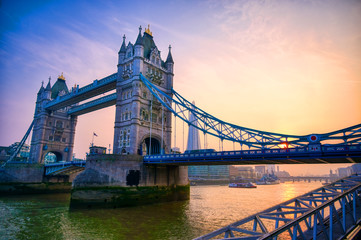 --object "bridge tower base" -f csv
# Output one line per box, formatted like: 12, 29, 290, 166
70, 154, 189, 209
